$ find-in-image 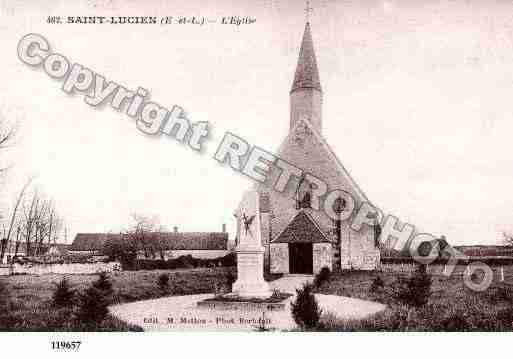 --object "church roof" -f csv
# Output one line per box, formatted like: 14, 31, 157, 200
272, 211, 330, 243
273, 117, 371, 204
291, 22, 322, 93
